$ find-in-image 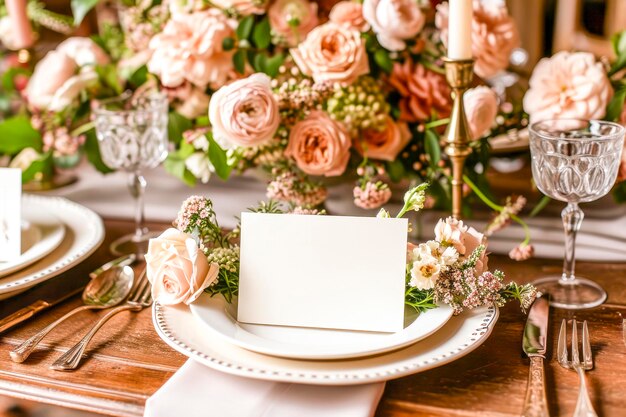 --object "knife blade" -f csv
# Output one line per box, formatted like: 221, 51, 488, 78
521, 294, 550, 417
0, 254, 136, 334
